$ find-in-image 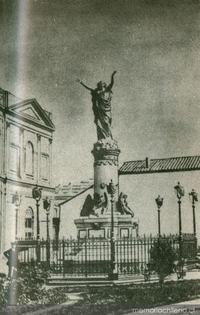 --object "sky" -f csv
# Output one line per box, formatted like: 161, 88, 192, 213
1, 0, 200, 237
